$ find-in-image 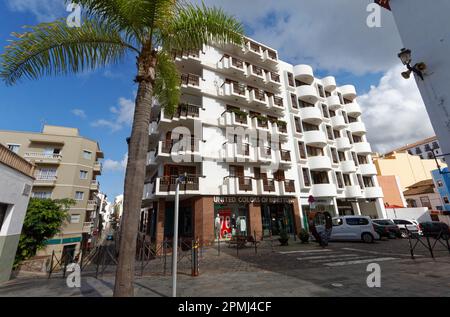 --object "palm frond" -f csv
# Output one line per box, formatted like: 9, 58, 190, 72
0, 19, 138, 85
161, 2, 244, 52
154, 51, 180, 116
